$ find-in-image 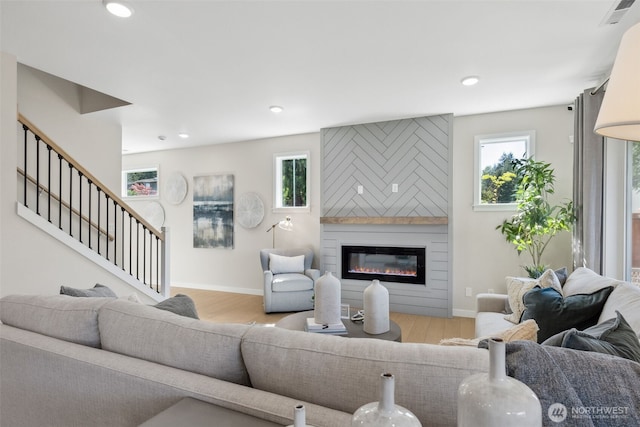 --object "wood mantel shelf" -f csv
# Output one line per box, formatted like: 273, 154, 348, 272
320, 216, 448, 225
